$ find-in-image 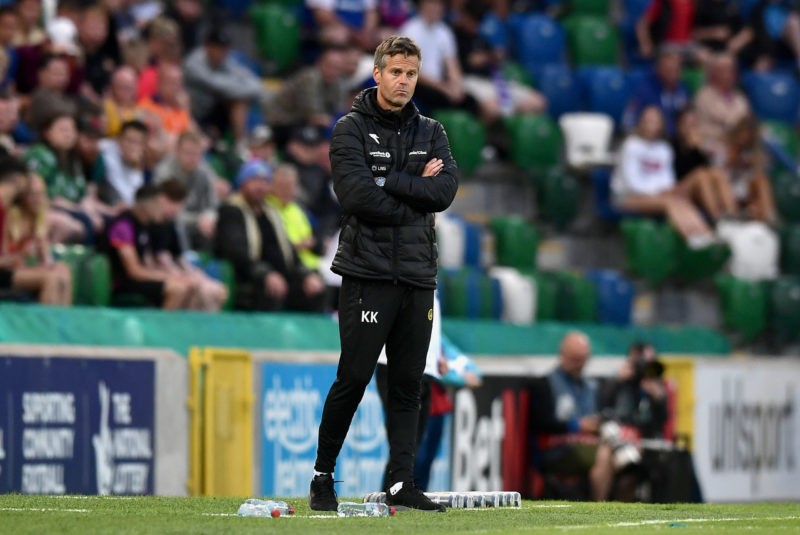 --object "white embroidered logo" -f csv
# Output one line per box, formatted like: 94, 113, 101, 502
361, 310, 379, 323
369, 133, 380, 144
